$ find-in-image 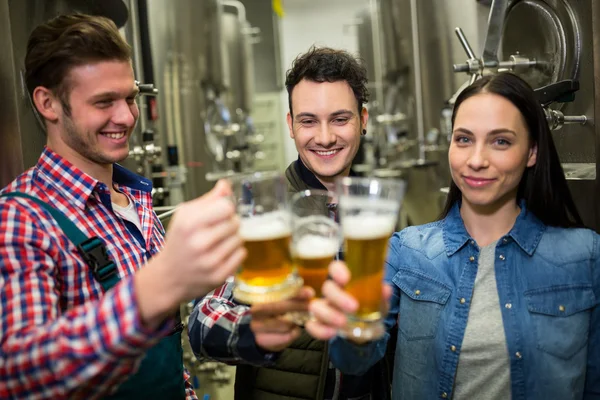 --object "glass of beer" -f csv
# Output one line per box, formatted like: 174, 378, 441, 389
335, 176, 405, 341
287, 189, 341, 325
230, 171, 303, 304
